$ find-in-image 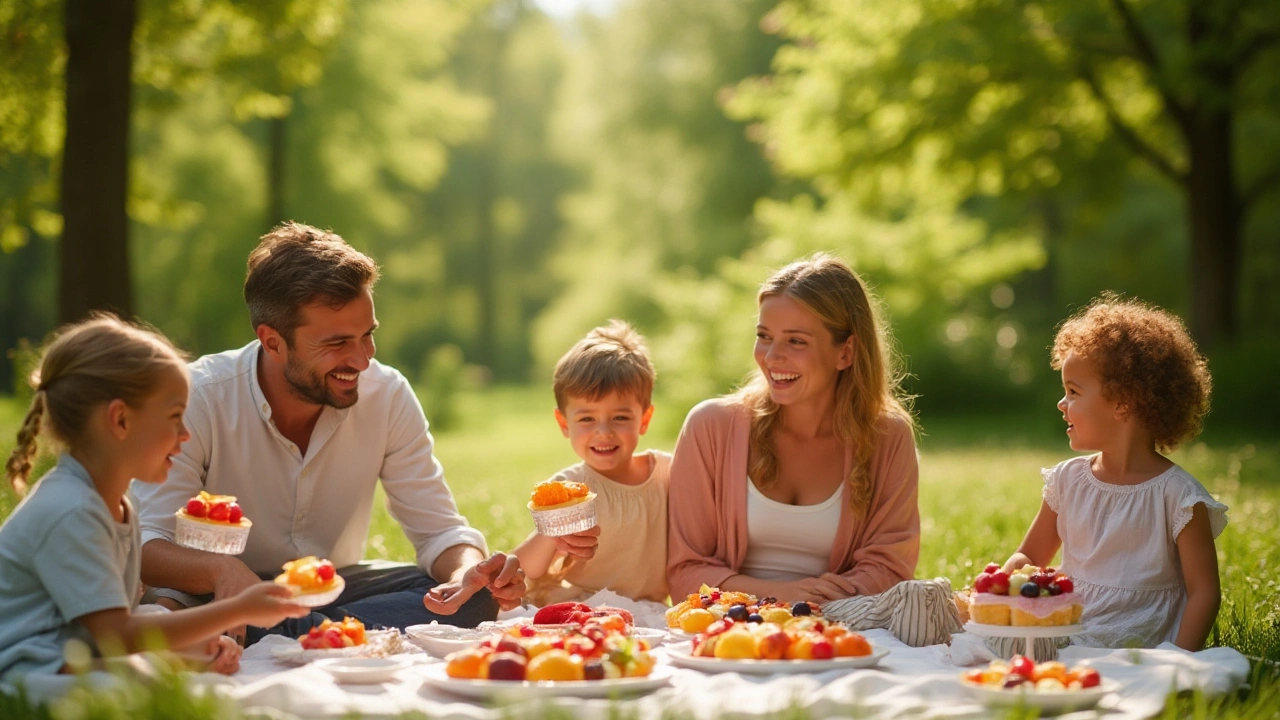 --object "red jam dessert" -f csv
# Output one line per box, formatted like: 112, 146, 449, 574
275, 556, 344, 606
666, 584, 825, 634
527, 479, 598, 536
533, 601, 635, 626
443, 616, 654, 681
300, 616, 366, 650
968, 562, 1083, 626
962, 655, 1103, 691
174, 491, 252, 554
